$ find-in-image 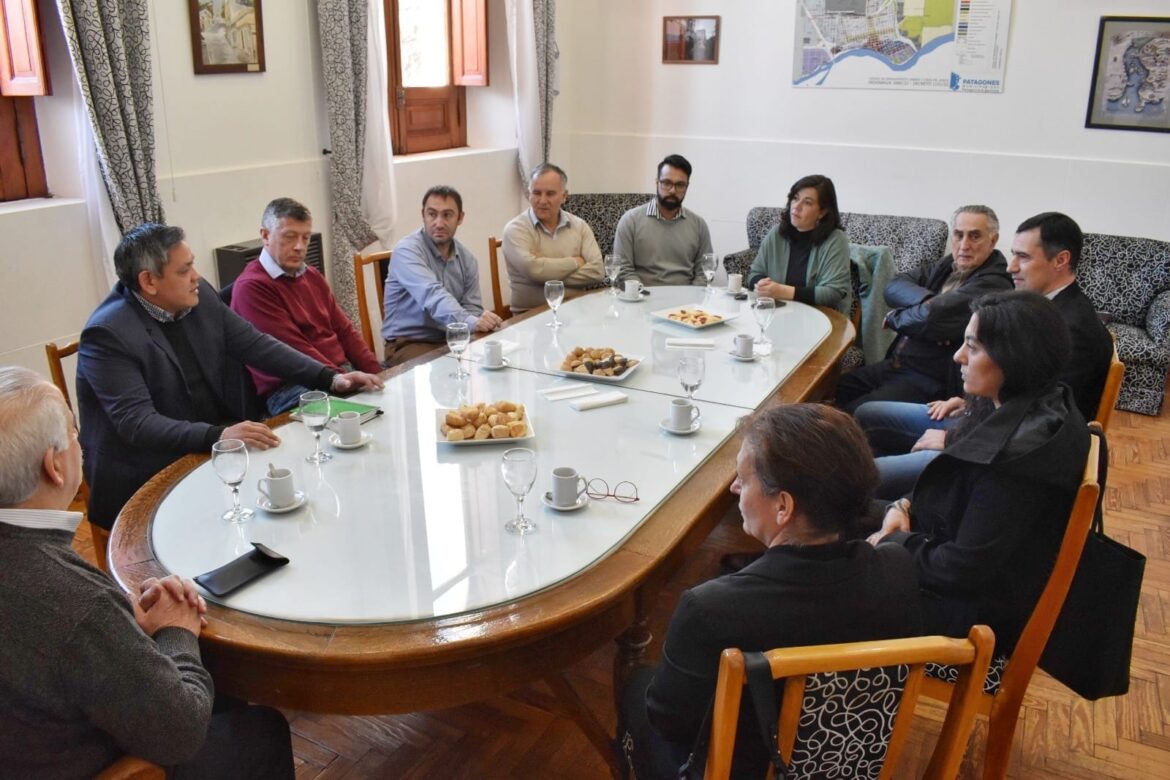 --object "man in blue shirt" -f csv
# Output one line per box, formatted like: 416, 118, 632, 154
381, 185, 503, 367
